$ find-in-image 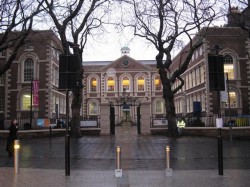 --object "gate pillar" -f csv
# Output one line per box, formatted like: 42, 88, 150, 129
140, 102, 151, 134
